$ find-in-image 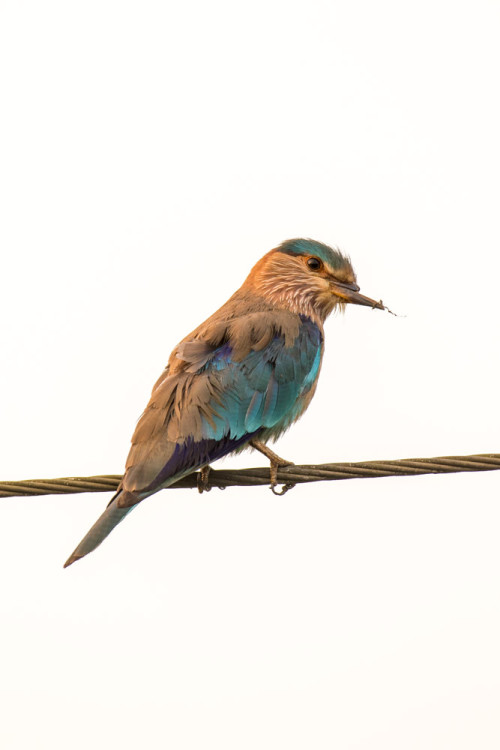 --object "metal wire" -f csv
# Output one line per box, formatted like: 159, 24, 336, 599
1, 453, 499, 498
